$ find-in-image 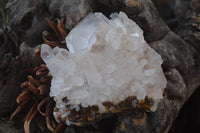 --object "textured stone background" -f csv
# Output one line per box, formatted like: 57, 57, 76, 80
0, 0, 200, 132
